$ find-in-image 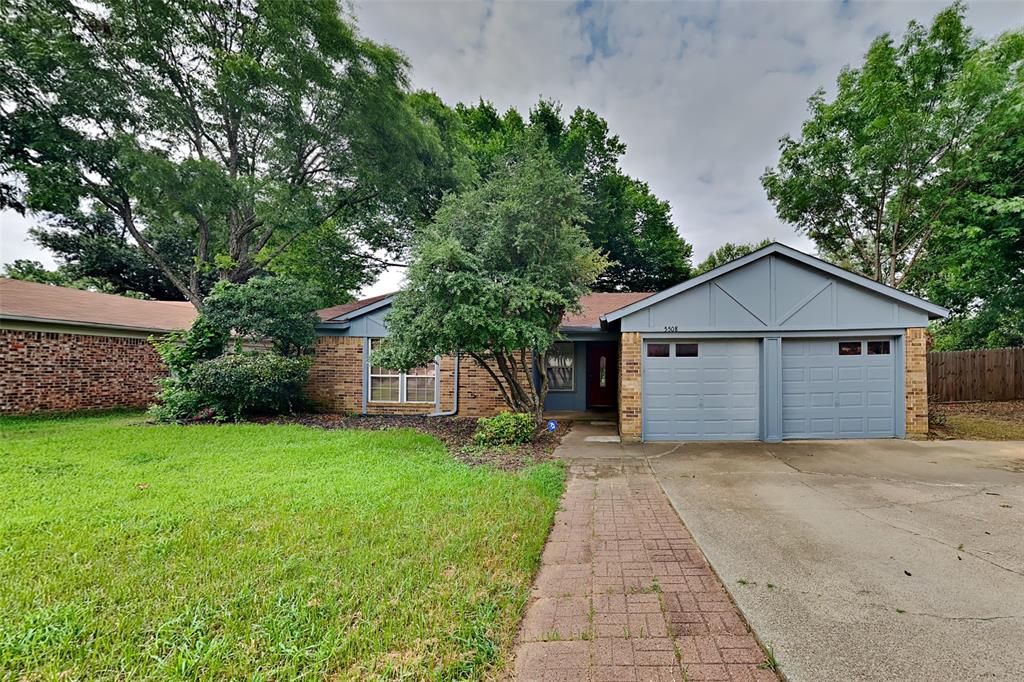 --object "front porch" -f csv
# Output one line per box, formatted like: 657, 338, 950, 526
542, 337, 619, 415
